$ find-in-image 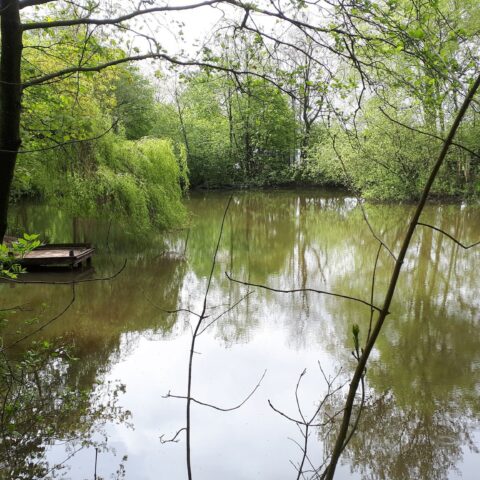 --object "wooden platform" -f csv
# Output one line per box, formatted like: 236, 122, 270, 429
19, 243, 95, 268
